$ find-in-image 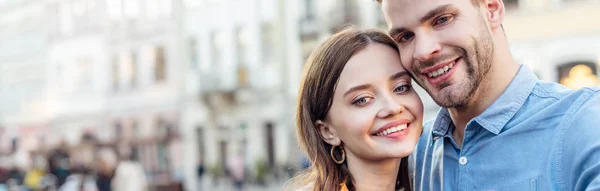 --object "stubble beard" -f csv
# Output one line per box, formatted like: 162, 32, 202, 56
414, 28, 494, 109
